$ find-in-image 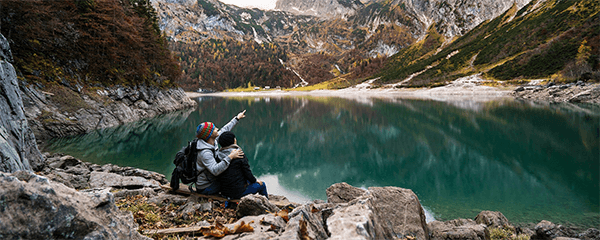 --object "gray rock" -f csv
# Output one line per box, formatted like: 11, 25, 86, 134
45, 170, 90, 189
22, 83, 197, 140
327, 186, 429, 240
579, 228, 600, 240
515, 86, 525, 92
326, 182, 367, 203
47, 155, 82, 169
0, 33, 44, 172
278, 204, 330, 240
474, 211, 512, 229
327, 198, 375, 239
236, 194, 280, 217
0, 171, 150, 240
0, 33, 13, 62
89, 171, 161, 189
428, 219, 486, 240
531, 220, 576, 240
